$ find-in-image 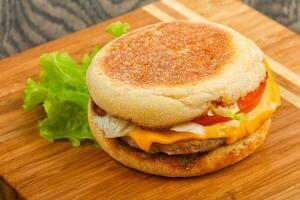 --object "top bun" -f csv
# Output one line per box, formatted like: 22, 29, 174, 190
86, 21, 266, 128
